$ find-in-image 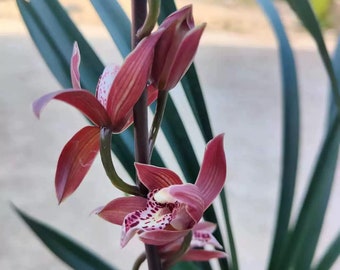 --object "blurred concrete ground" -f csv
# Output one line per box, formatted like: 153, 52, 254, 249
0, 0, 339, 269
